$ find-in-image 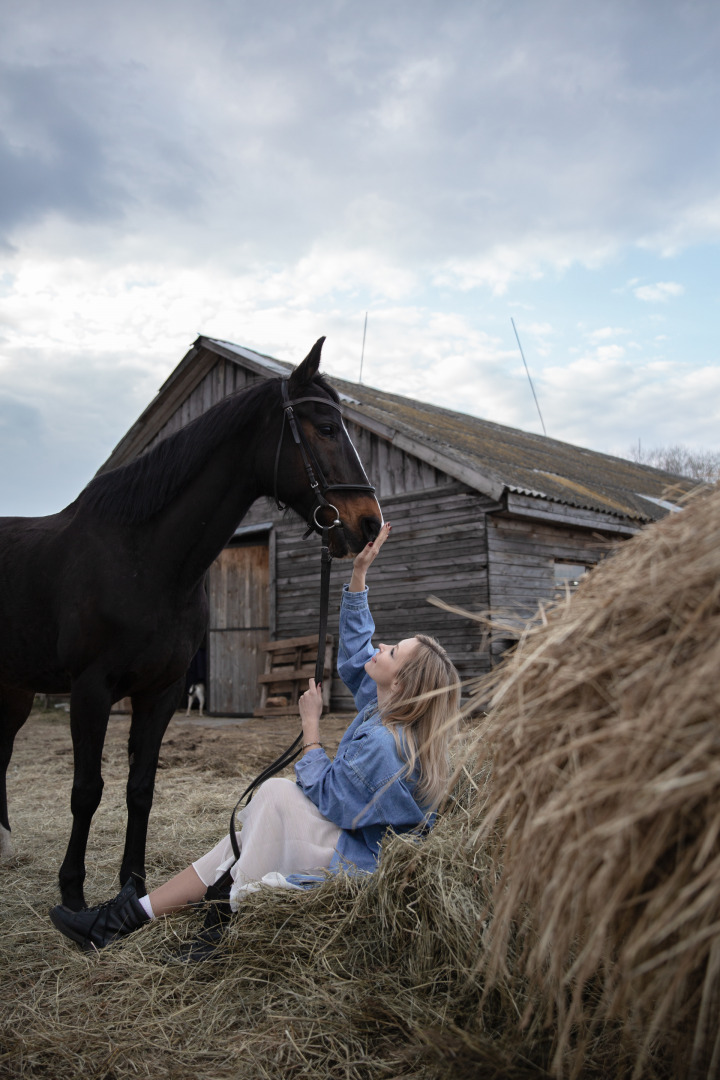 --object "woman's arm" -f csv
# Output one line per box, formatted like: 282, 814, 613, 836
295, 722, 427, 831
298, 523, 392, 749
337, 523, 392, 708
